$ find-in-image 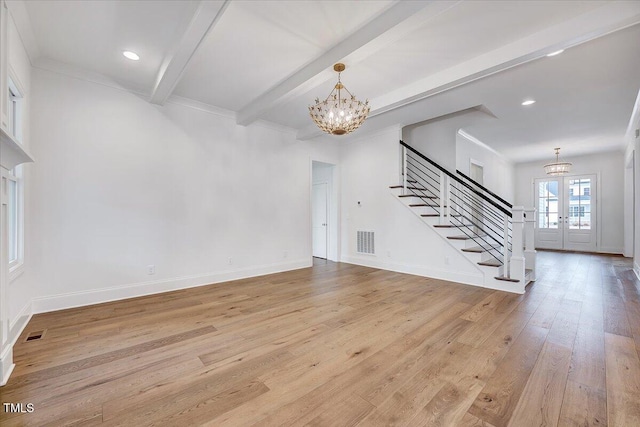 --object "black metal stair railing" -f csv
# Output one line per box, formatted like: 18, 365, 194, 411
399, 141, 513, 269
